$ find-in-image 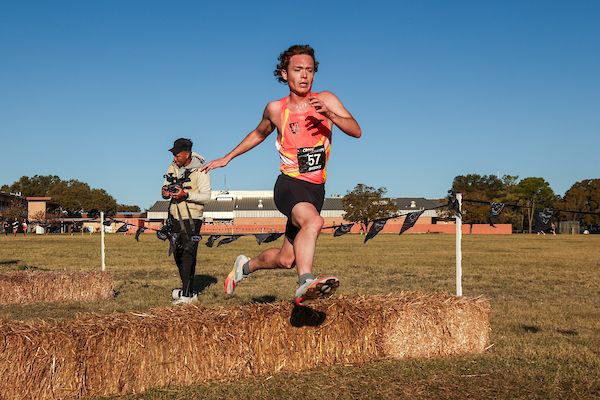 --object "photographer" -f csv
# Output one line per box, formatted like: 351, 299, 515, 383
162, 138, 211, 304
